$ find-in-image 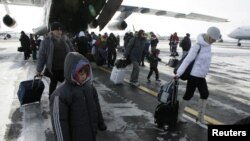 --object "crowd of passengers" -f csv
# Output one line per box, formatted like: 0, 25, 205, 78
70, 30, 161, 68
